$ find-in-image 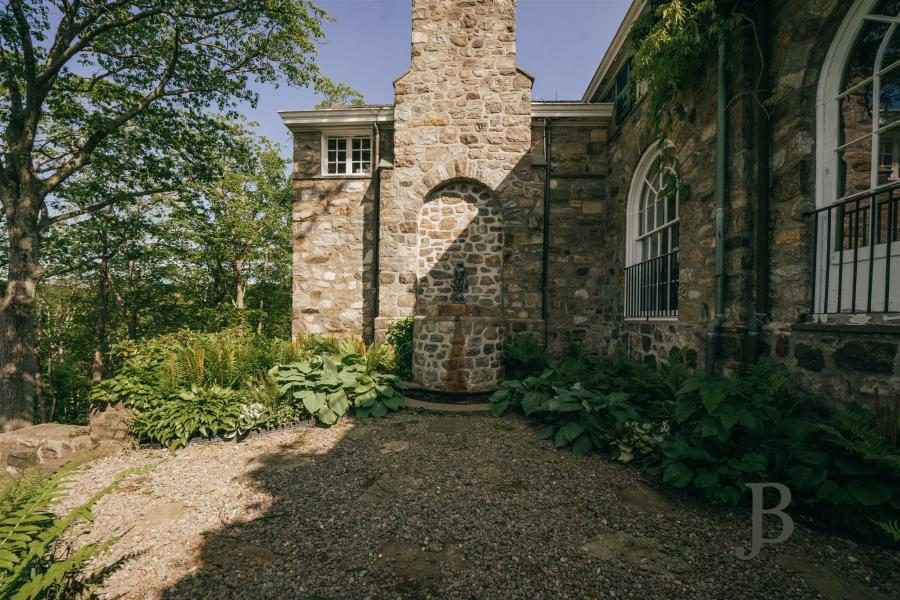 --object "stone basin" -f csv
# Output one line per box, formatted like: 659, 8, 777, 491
412, 307, 504, 393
